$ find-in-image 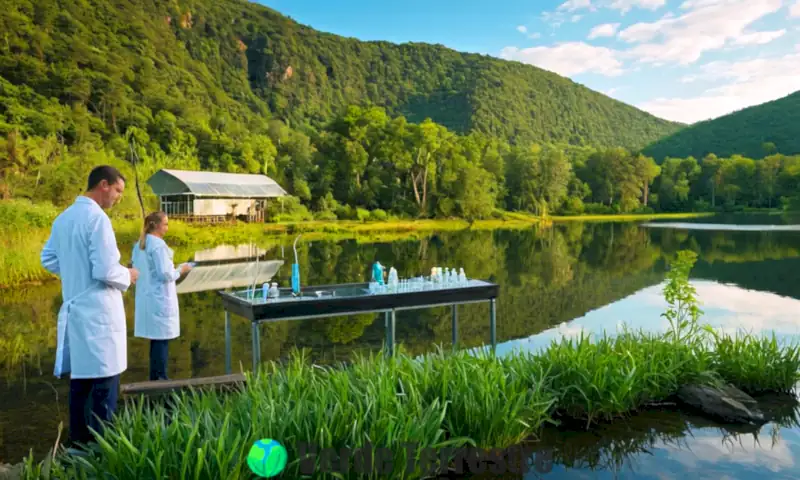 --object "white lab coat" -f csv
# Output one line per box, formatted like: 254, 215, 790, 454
131, 234, 181, 341
40, 196, 130, 379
